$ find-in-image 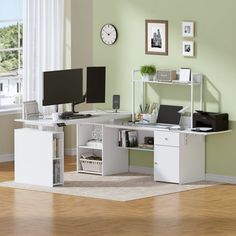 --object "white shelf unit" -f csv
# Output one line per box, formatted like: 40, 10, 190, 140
132, 69, 204, 128
77, 123, 129, 175
77, 123, 103, 175
15, 128, 64, 187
